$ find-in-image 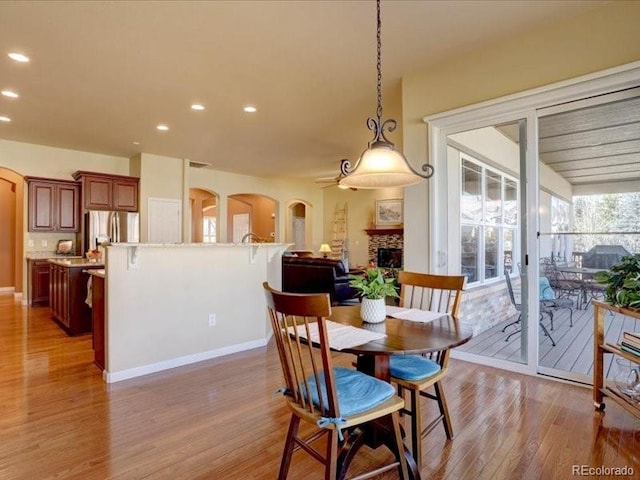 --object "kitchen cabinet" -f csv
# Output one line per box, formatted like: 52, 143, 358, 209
89, 272, 105, 370
25, 177, 80, 232
49, 260, 103, 335
30, 259, 51, 305
73, 171, 139, 211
